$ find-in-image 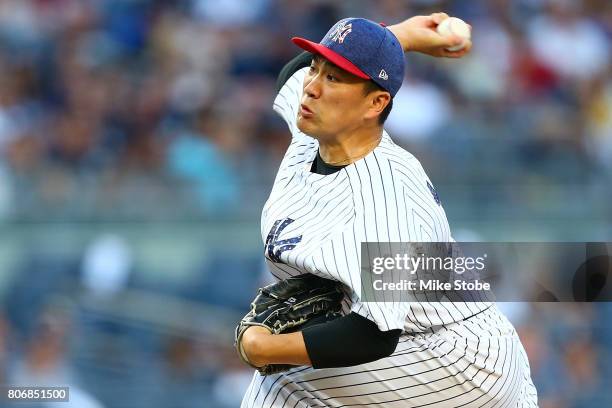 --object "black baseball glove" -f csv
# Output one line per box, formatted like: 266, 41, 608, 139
235, 273, 344, 375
